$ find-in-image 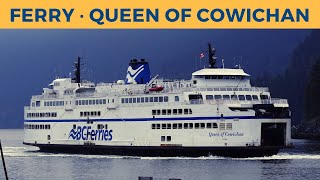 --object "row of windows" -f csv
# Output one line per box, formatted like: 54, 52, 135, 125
76, 99, 113, 106
31, 101, 41, 107
195, 75, 245, 80
151, 122, 219, 129
27, 112, 57, 118
205, 94, 259, 101
152, 109, 192, 116
80, 111, 101, 117
72, 124, 108, 130
121, 96, 169, 104
44, 101, 64, 107
24, 124, 51, 130
161, 136, 171, 142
